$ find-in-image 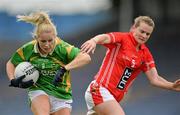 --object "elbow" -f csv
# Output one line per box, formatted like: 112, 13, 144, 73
149, 76, 159, 86
82, 52, 91, 64
150, 79, 157, 86
85, 53, 91, 64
